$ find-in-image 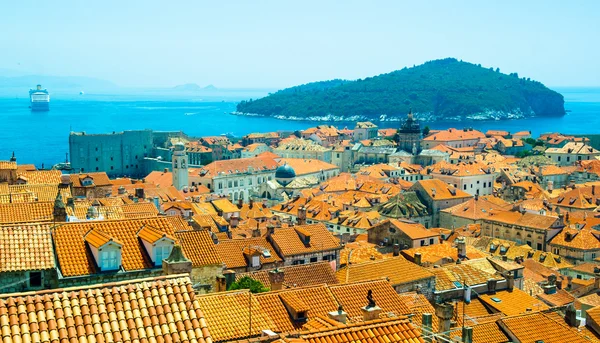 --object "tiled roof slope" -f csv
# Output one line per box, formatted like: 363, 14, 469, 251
329, 280, 411, 321
335, 257, 434, 286
432, 264, 501, 291
0, 224, 54, 272
175, 230, 221, 266
0, 276, 213, 343
282, 317, 424, 343
0, 184, 71, 204
16, 170, 62, 184
236, 262, 338, 288
499, 312, 591, 343
214, 237, 281, 269
0, 201, 54, 224
70, 172, 111, 187
479, 288, 549, 316
270, 224, 341, 257
53, 217, 181, 277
